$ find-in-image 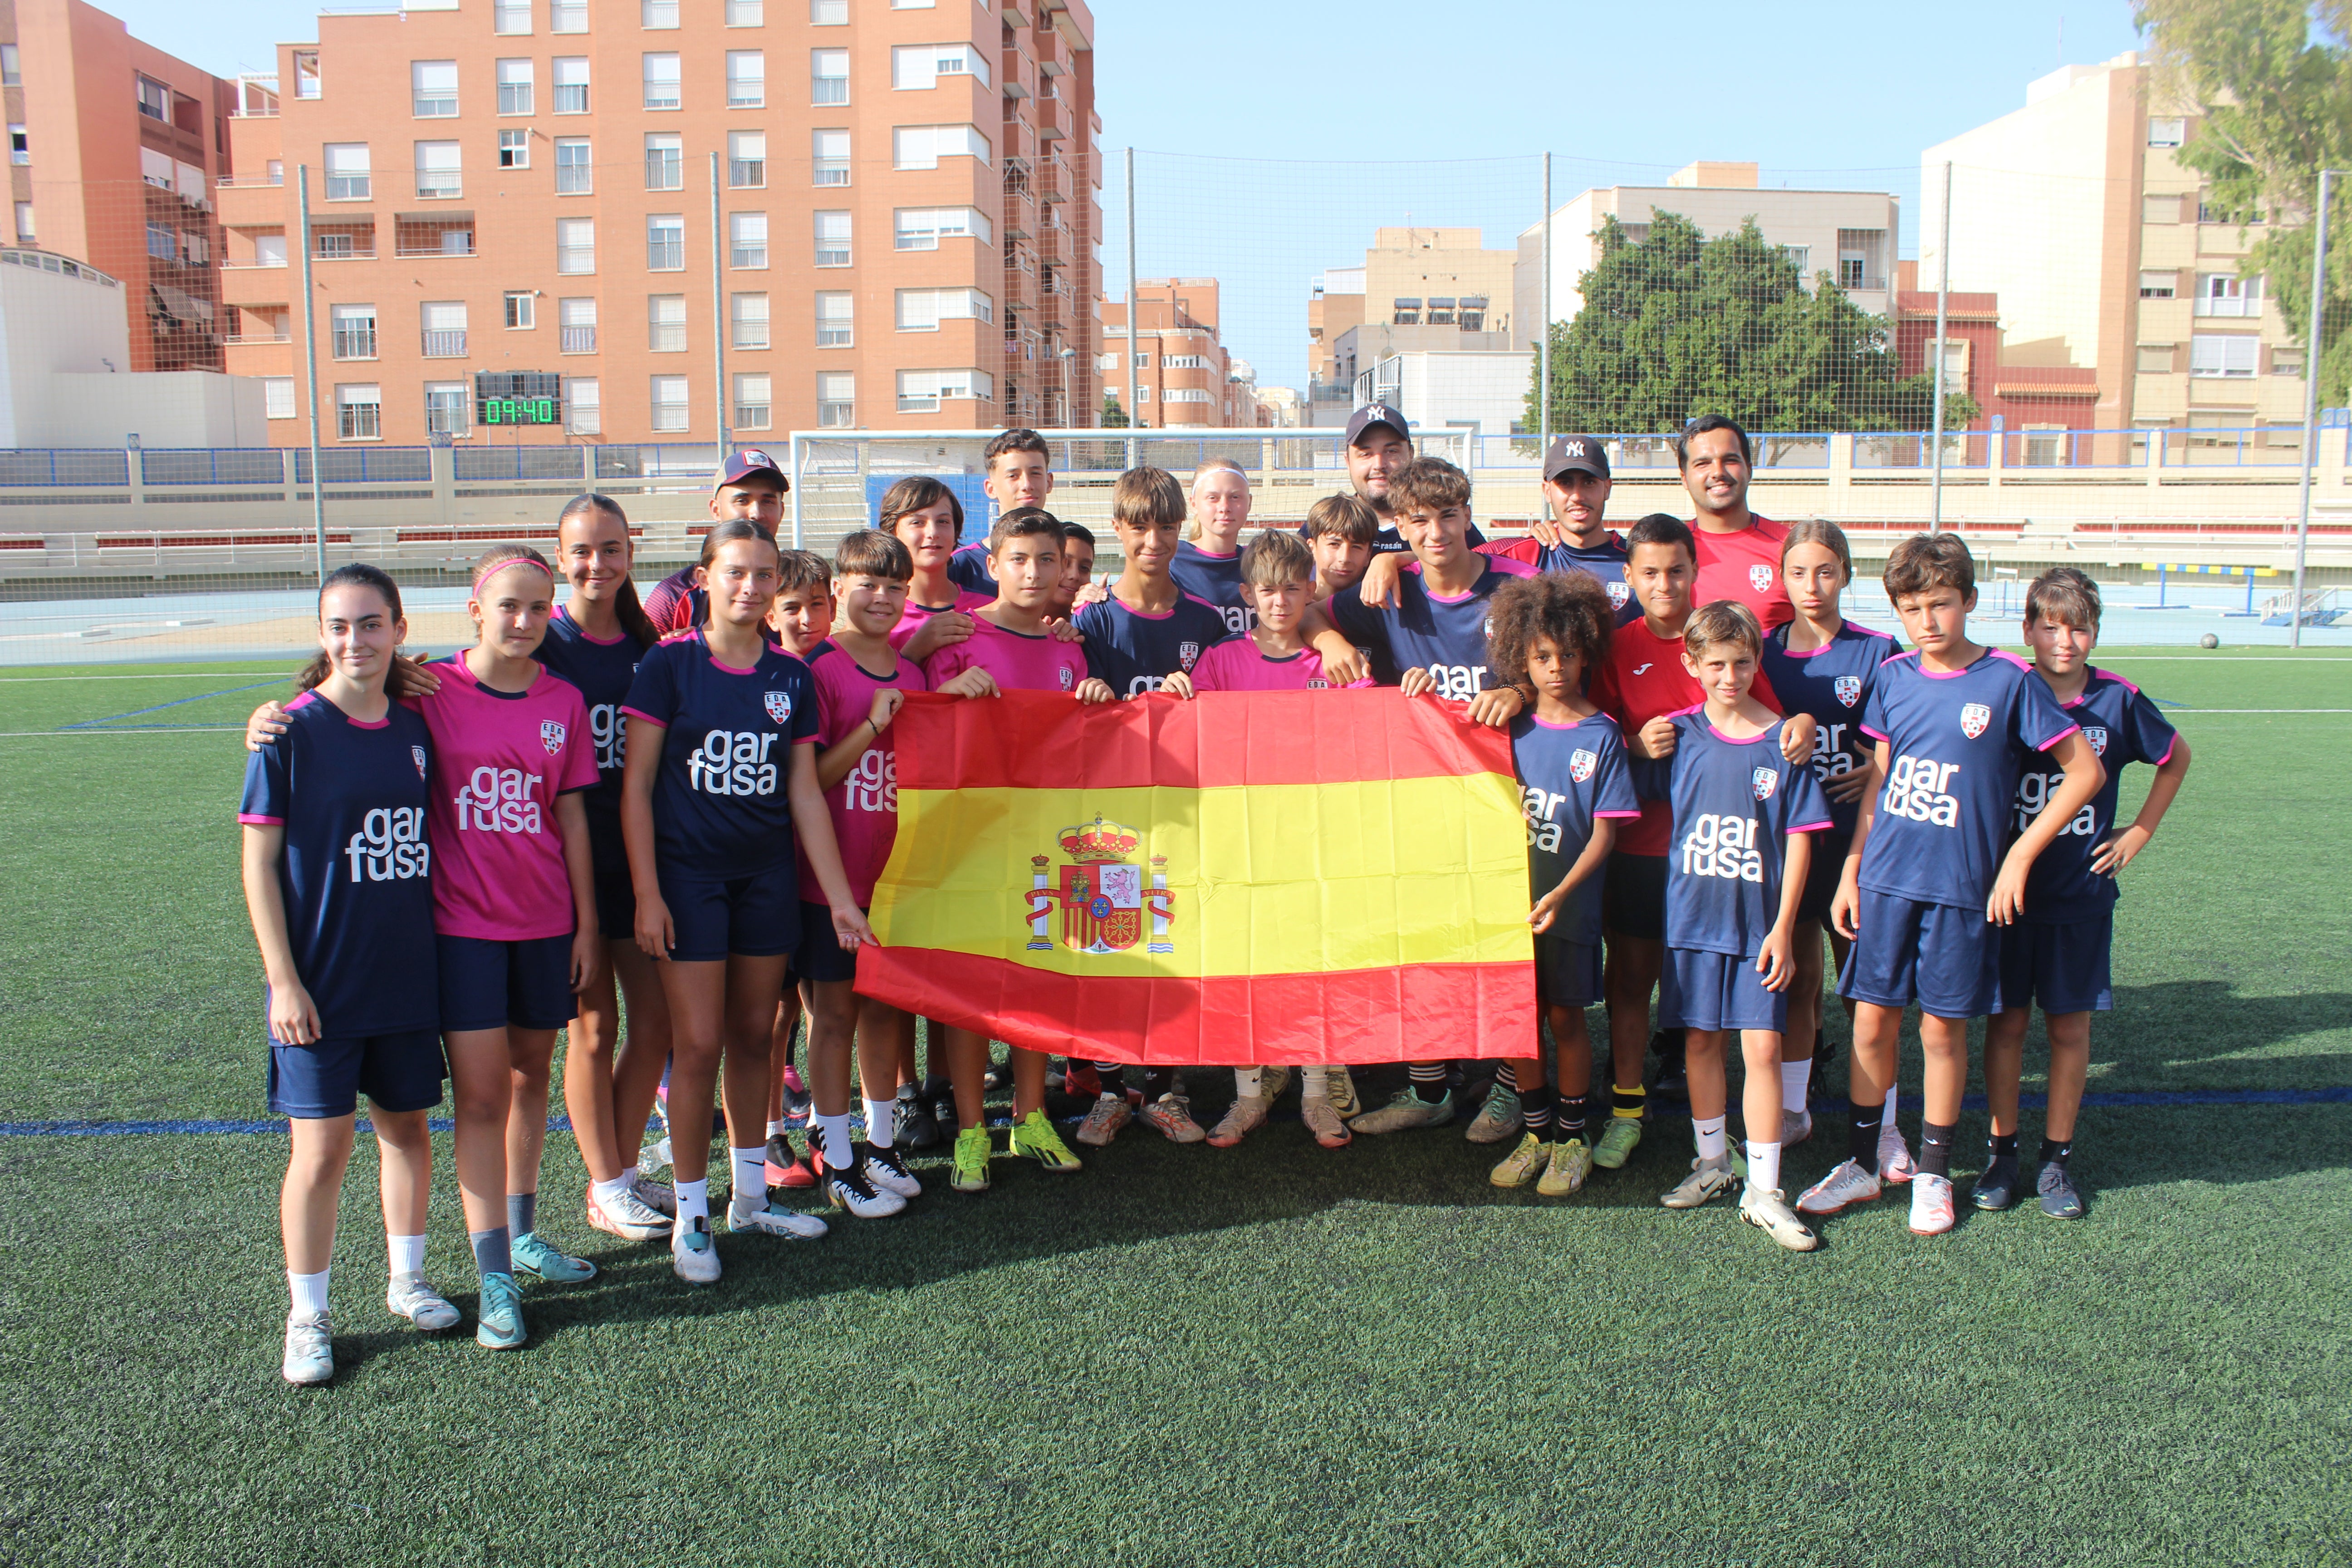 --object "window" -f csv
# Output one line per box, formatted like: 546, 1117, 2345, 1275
896, 287, 992, 329
2190, 333, 2259, 378
314, 224, 371, 260
557, 216, 595, 273
2136, 343, 2175, 375
139, 147, 171, 188
264, 377, 296, 419
146, 224, 175, 260
727, 0, 764, 20
890, 0, 935, 7
813, 129, 850, 185
813, 210, 850, 266
553, 57, 589, 112
642, 53, 680, 109
266, 160, 284, 185
294, 51, 321, 98
647, 213, 684, 270
1133, 352, 1151, 368
815, 291, 852, 346
650, 375, 690, 432
136, 75, 168, 120
2195, 272, 2264, 318
1162, 354, 1206, 370
645, 133, 683, 190
414, 141, 461, 198
559, 296, 597, 353
648, 294, 687, 352
176, 158, 206, 204
338, 383, 383, 440
1133, 384, 1153, 402
2143, 193, 2183, 225
729, 211, 768, 268
2139, 270, 2177, 300
896, 368, 989, 412
498, 129, 530, 169
812, 49, 849, 105
496, 59, 534, 115
1164, 388, 1213, 405
892, 44, 990, 91
1777, 243, 1811, 276
323, 144, 371, 200
1, 46, 20, 86
505, 292, 536, 329
2273, 346, 2307, 377
732, 291, 769, 348
817, 370, 854, 426
181, 230, 208, 265
554, 138, 592, 191
728, 51, 765, 107
331, 304, 378, 360
495, 0, 532, 33
729, 131, 767, 187
892, 123, 989, 169
426, 382, 469, 434
642, 0, 678, 25
565, 377, 599, 434
895, 206, 992, 249
811, 0, 847, 19
12, 202, 31, 243
734, 372, 772, 430
2149, 116, 2186, 148
1392, 297, 1420, 325
550, 0, 586, 30
6, 125, 26, 166
412, 60, 458, 117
